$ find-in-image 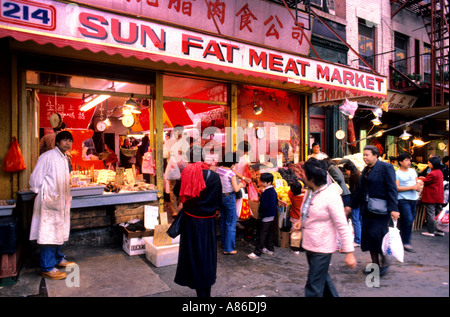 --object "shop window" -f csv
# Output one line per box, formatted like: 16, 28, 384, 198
162, 75, 228, 163
358, 18, 375, 70
26, 70, 153, 175
237, 85, 302, 166
423, 43, 431, 83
